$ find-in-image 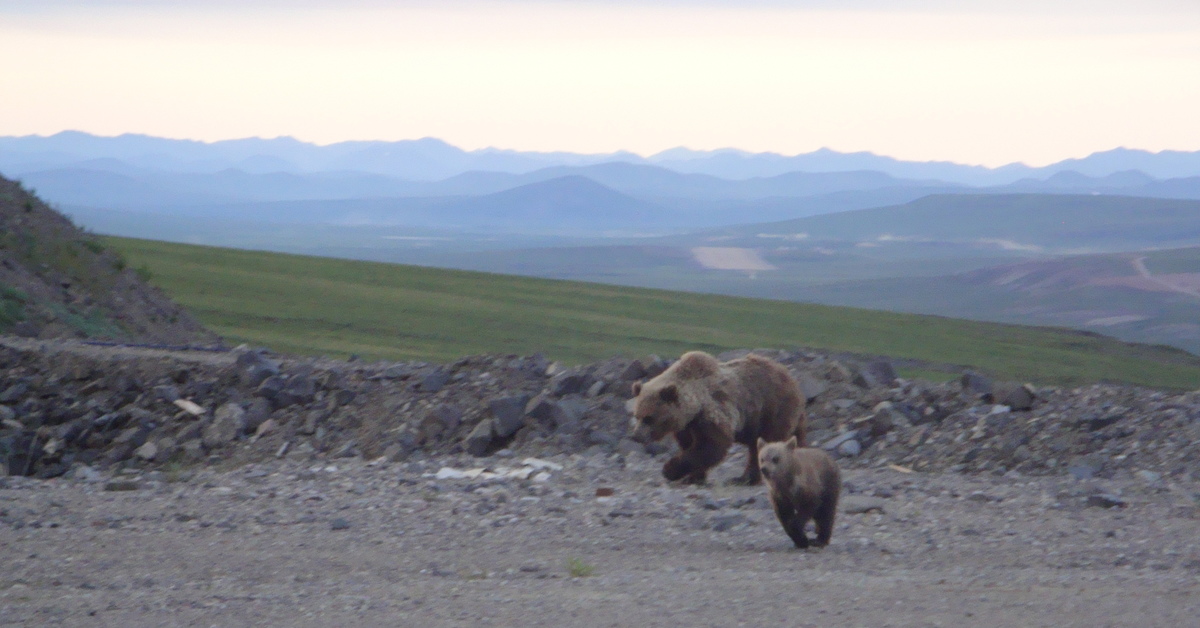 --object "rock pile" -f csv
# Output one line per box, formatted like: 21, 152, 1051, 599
0, 339, 1198, 485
